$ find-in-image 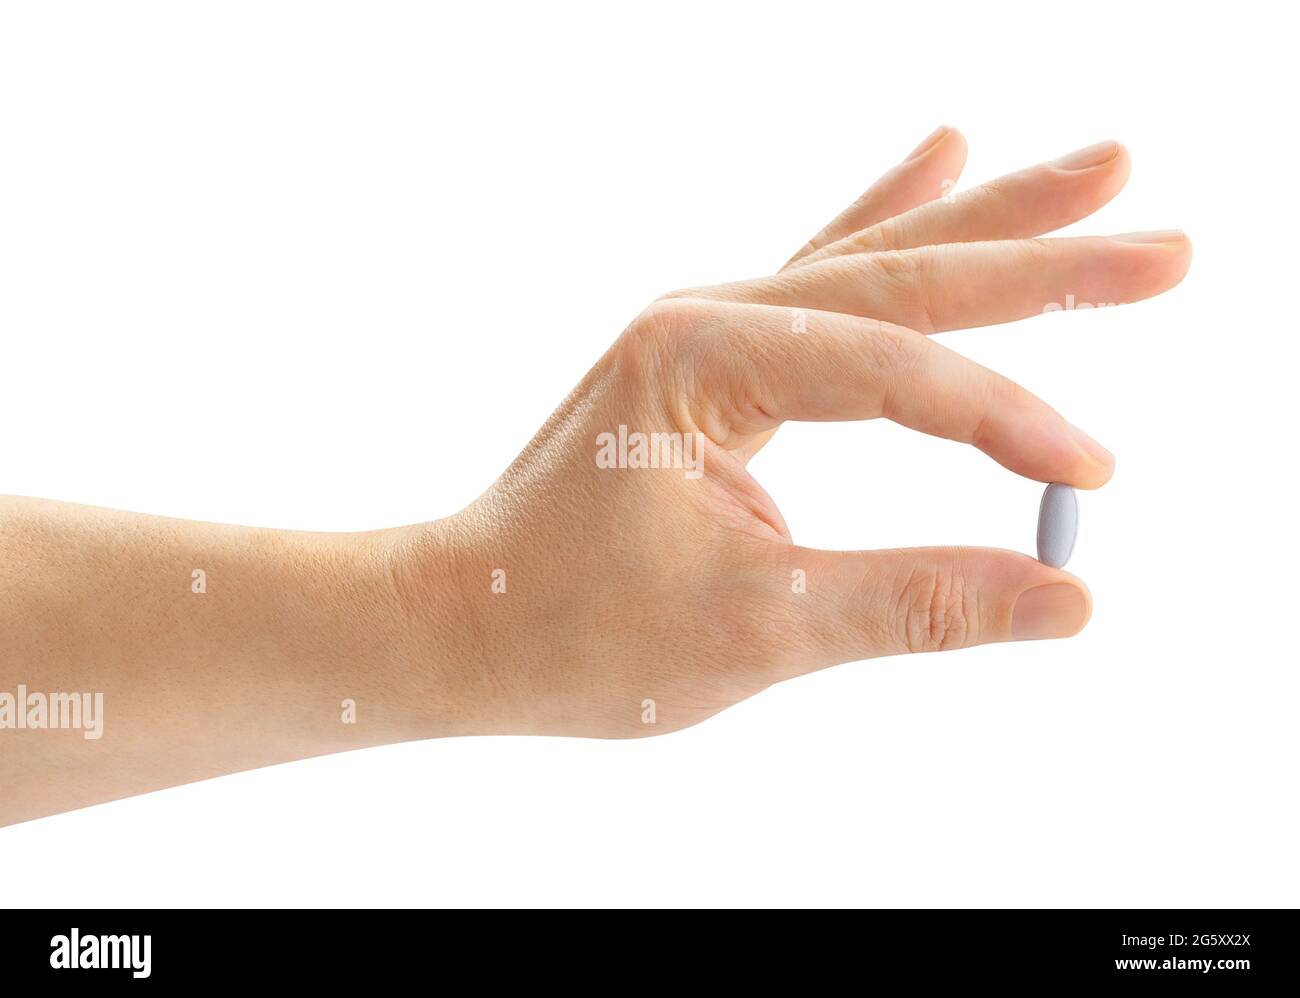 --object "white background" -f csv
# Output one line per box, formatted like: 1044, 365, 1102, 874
1, 1, 1296, 907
